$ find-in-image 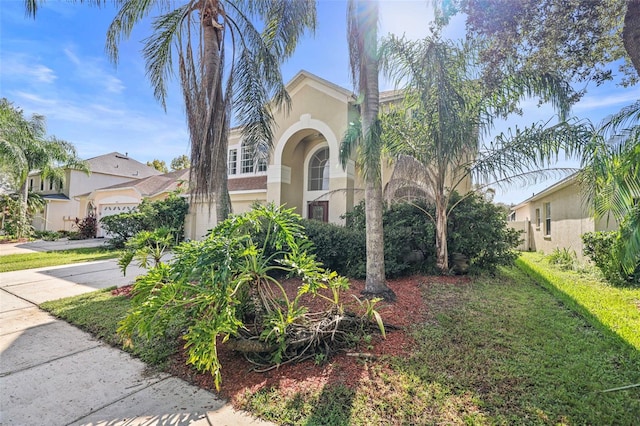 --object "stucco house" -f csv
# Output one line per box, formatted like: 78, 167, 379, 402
30, 152, 161, 232
508, 173, 618, 257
